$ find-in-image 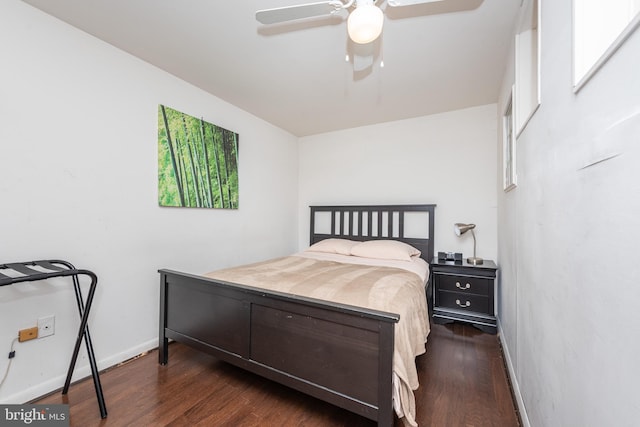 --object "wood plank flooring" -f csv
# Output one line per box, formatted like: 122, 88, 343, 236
34, 323, 520, 426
